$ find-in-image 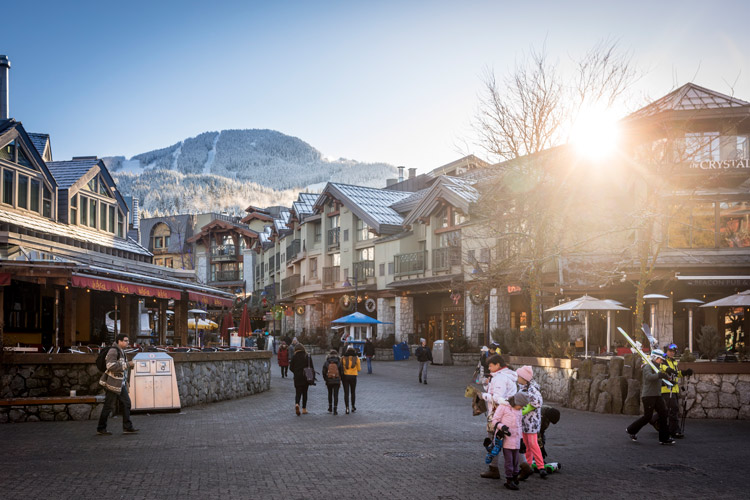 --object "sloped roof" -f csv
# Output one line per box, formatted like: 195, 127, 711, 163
314, 183, 413, 234
0, 208, 151, 256
46, 159, 98, 189
402, 175, 479, 226
390, 188, 429, 214
292, 192, 319, 218
28, 133, 50, 160
627, 82, 750, 120
186, 218, 258, 243
273, 209, 291, 234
